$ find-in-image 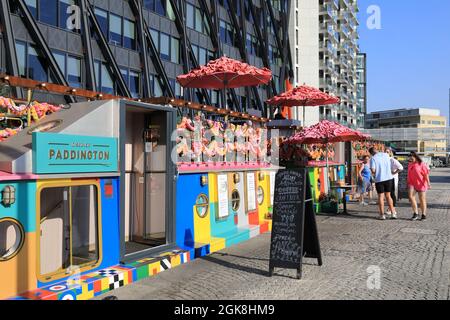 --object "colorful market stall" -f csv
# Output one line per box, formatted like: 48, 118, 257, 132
0, 89, 279, 300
